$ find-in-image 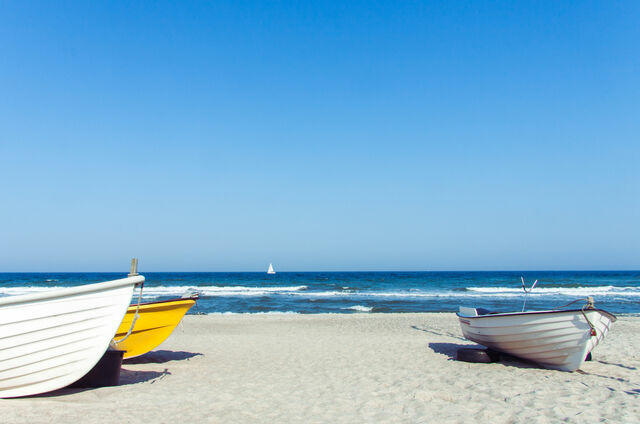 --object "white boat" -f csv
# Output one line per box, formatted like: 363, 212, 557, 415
457, 302, 616, 371
267, 263, 276, 274
0, 275, 144, 398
